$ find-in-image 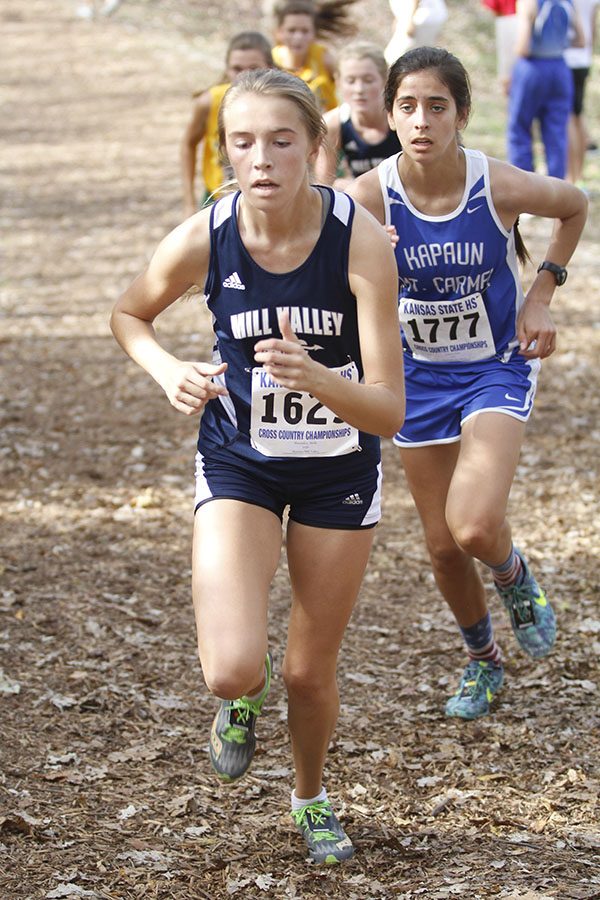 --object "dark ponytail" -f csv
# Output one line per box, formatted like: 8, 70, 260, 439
513, 218, 531, 266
